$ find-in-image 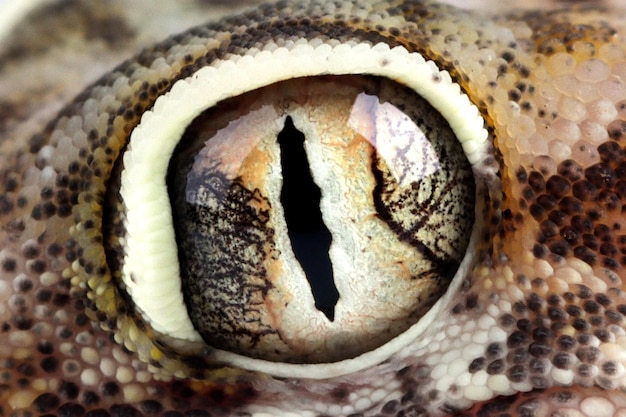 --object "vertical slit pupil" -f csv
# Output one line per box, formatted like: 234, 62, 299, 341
278, 116, 339, 321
